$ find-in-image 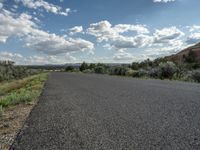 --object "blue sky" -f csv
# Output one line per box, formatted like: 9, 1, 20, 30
0, 0, 200, 65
